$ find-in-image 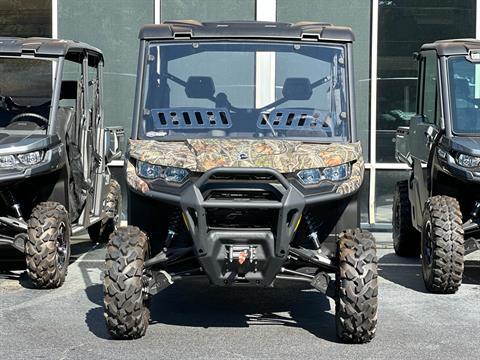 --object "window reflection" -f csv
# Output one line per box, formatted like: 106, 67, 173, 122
376, 0, 475, 163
